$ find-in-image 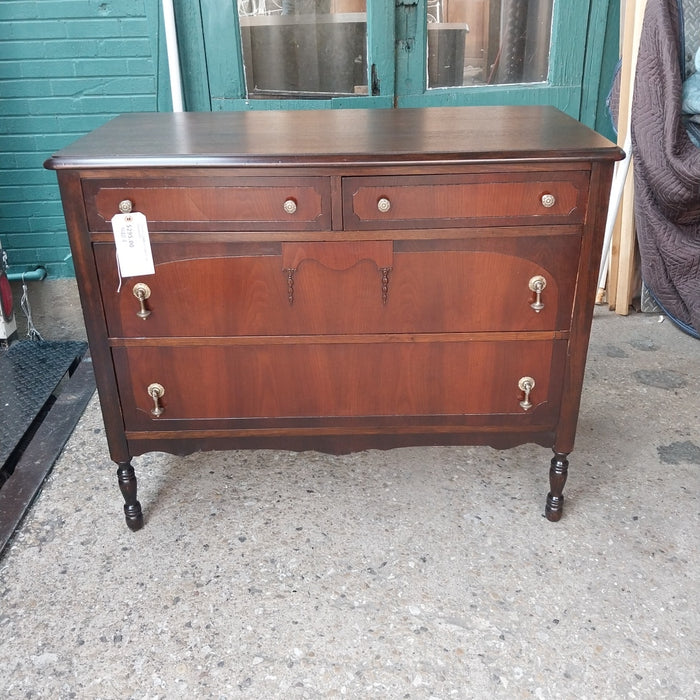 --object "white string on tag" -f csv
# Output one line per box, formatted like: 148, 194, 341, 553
116, 247, 123, 293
